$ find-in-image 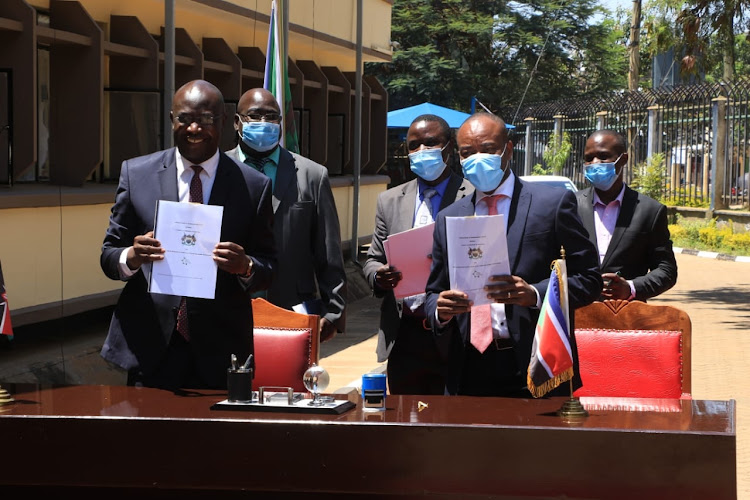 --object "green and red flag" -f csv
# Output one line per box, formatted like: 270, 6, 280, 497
264, 0, 299, 153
